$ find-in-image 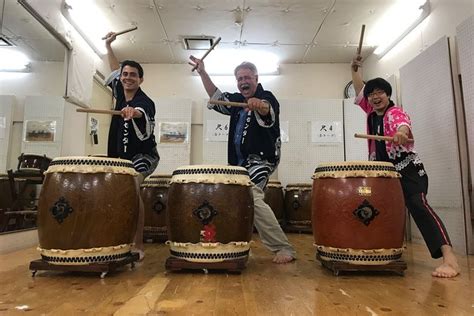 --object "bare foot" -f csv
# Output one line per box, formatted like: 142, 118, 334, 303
272, 251, 295, 264
432, 245, 460, 278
